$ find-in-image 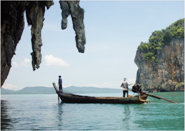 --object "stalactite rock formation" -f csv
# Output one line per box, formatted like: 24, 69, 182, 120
59, 0, 86, 53
1, 1, 86, 87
